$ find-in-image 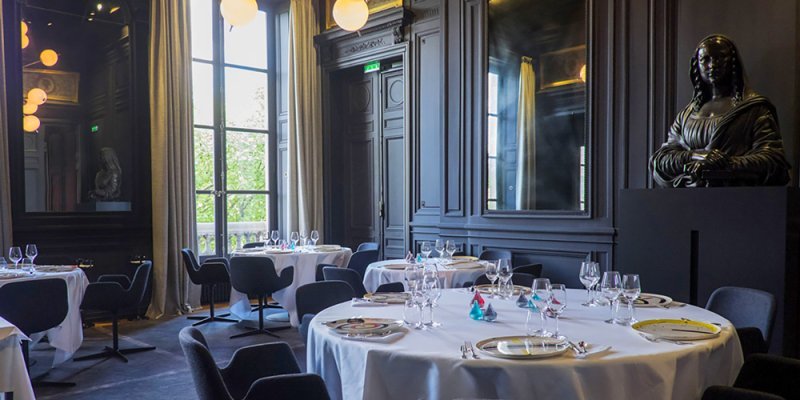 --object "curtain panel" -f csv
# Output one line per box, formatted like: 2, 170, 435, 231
515, 56, 537, 210
148, 0, 200, 318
